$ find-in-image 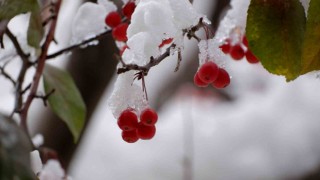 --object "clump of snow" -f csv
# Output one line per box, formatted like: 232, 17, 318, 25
124, 0, 205, 66
31, 150, 72, 180
214, 0, 250, 43
71, 1, 116, 44
30, 150, 42, 175
32, 134, 44, 148
108, 71, 148, 118
124, 32, 161, 66
97, 0, 117, 13
39, 160, 65, 180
